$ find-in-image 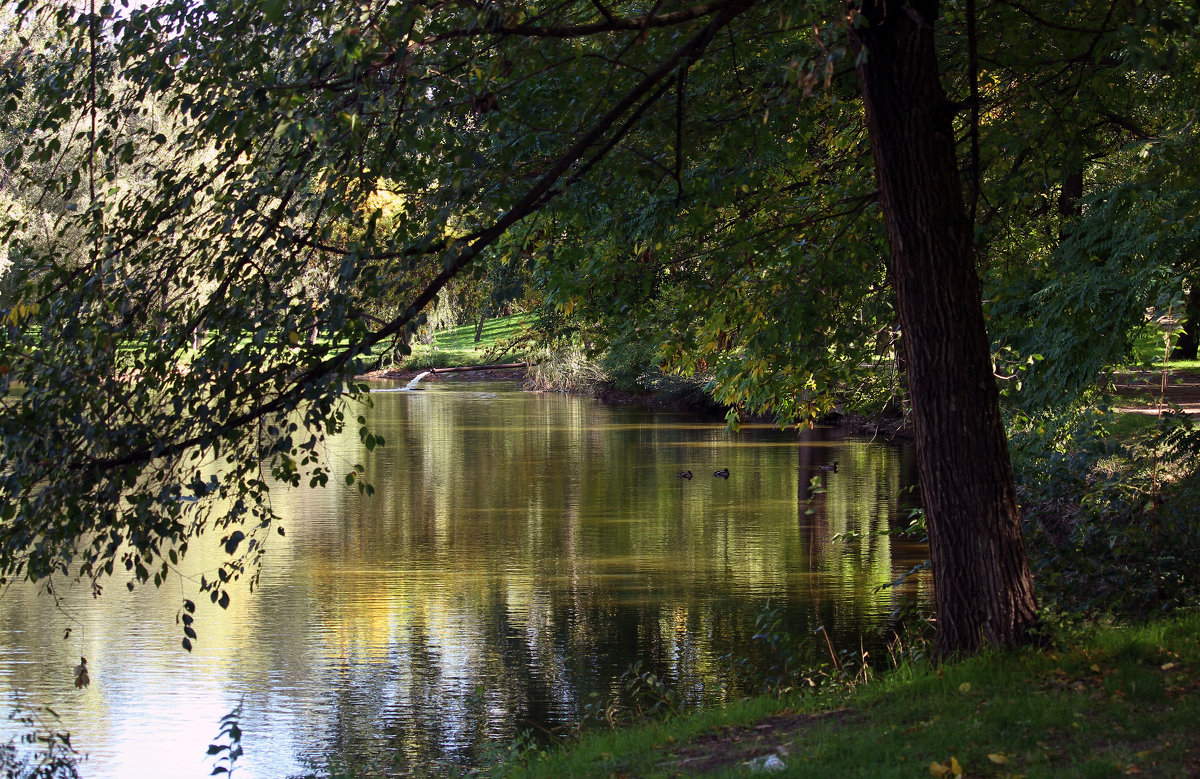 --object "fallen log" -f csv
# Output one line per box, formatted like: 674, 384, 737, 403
428, 362, 528, 374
